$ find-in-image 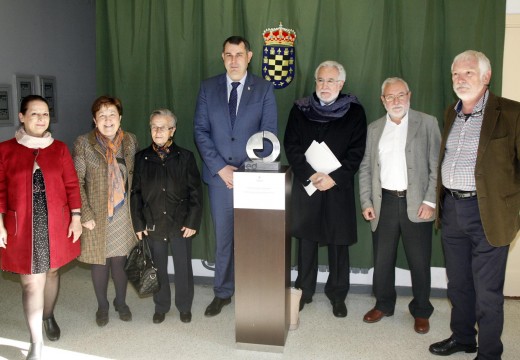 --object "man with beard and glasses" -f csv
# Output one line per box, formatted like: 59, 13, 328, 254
429, 50, 520, 360
359, 77, 440, 334
284, 60, 367, 317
